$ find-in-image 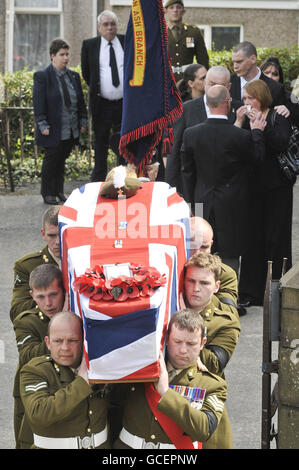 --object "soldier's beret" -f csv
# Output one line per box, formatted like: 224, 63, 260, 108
164, 0, 184, 8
